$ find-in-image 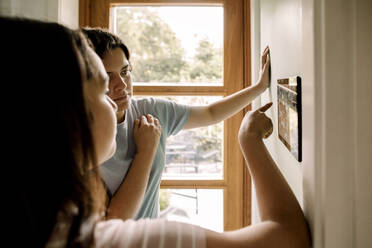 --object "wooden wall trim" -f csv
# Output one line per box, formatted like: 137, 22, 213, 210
79, 0, 90, 27
110, 0, 224, 4
243, 0, 252, 227
223, 0, 245, 230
